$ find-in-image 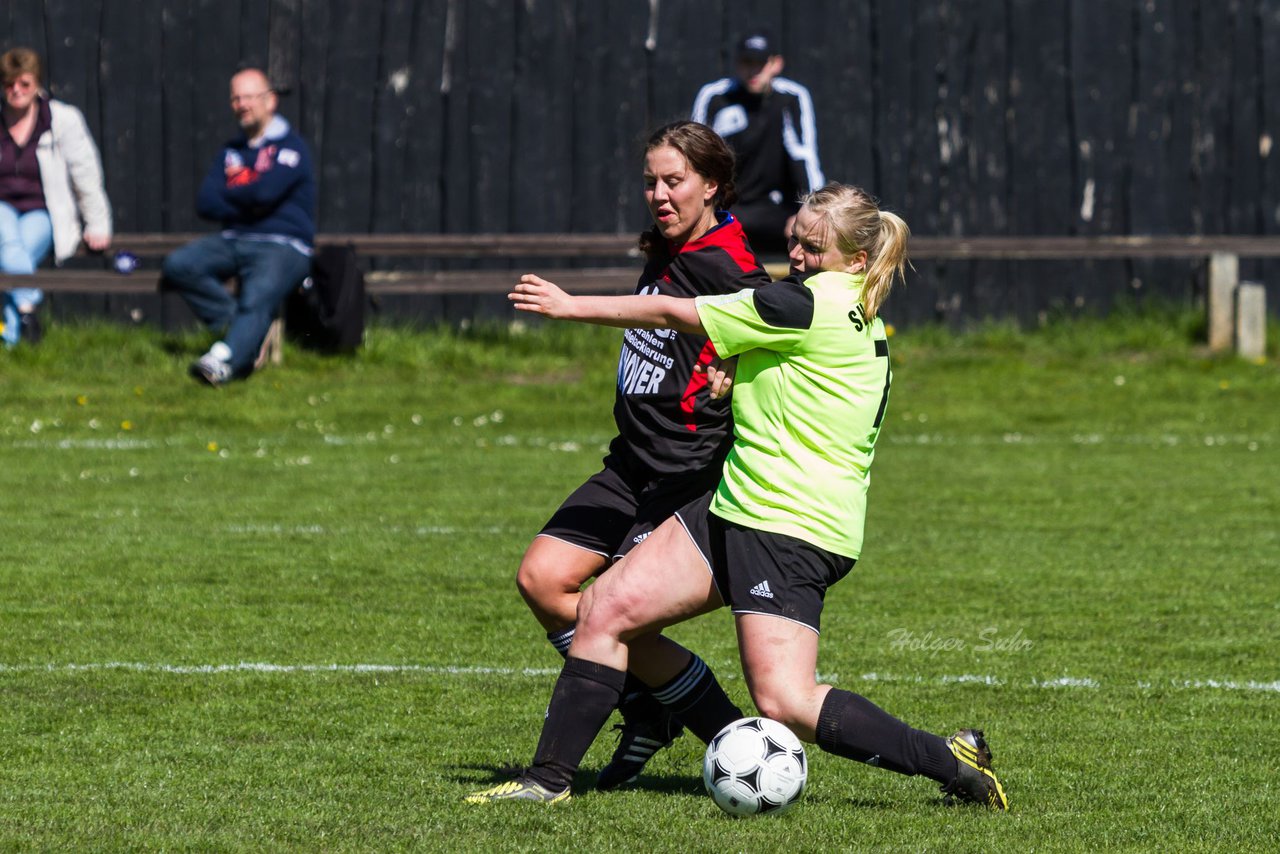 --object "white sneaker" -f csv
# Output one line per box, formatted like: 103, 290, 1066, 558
189, 342, 233, 387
